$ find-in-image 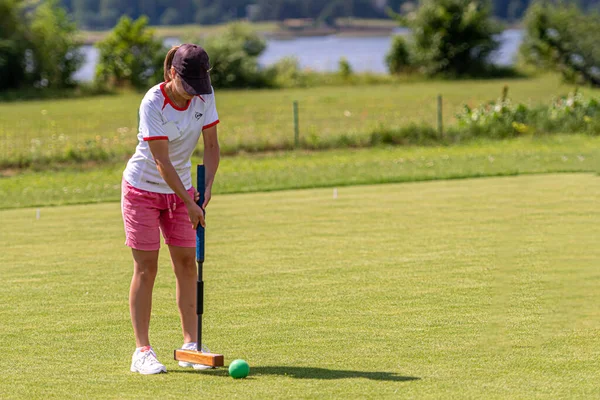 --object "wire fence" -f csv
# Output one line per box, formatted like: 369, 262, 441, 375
5, 76, 558, 170
0, 90, 454, 169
